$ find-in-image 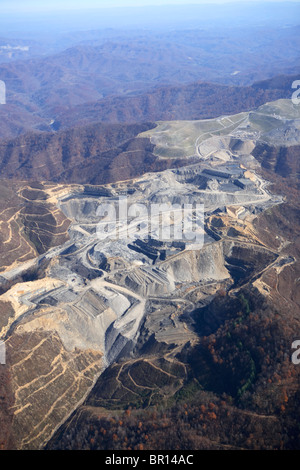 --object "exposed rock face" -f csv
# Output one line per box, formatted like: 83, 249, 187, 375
1, 171, 276, 448
0, 181, 71, 276
1, 98, 299, 450
164, 243, 230, 283
6, 330, 103, 450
